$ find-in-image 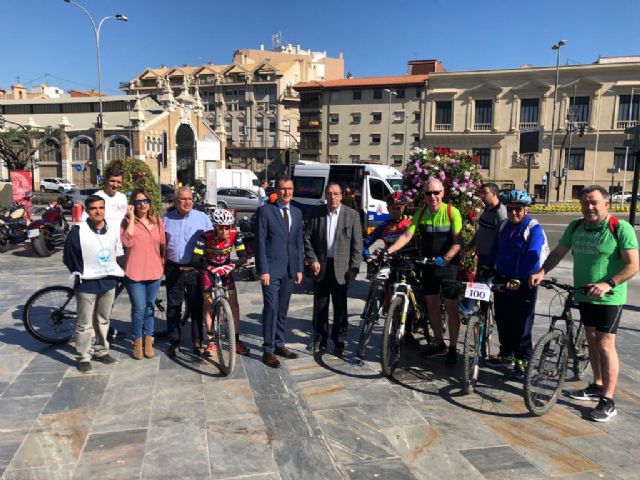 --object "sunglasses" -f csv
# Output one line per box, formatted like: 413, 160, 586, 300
133, 199, 150, 206
425, 191, 442, 196
506, 206, 524, 213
